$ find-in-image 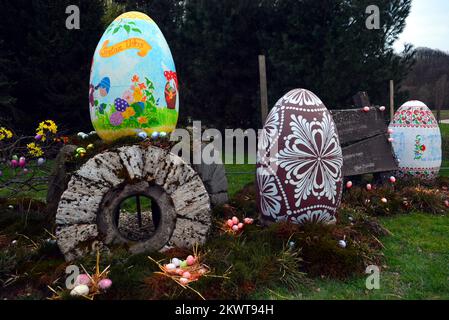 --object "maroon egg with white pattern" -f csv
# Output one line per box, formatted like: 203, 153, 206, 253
256, 89, 343, 225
